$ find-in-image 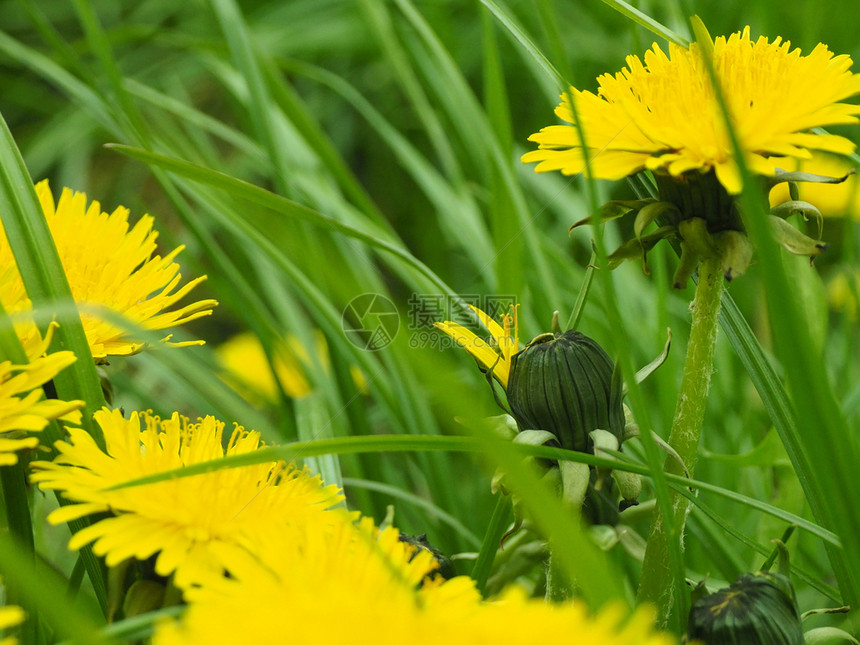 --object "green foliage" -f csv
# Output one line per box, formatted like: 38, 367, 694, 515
0, 0, 859, 641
